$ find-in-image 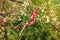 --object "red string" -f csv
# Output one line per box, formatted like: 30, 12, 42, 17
24, 9, 37, 26
14, 9, 37, 30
